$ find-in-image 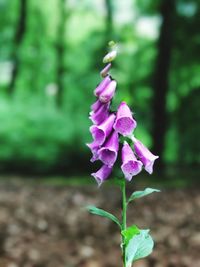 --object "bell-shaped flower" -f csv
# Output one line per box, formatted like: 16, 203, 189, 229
98, 131, 119, 167
113, 101, 137, 136
121, 141, 142, 181
133, 137, 159, 174
89, 102, 110, 125
99, 80, 117, 103
94, 76, 111, 97
100, 63, 111, 77
86, 141, 100, 162
91, 164, 112, 186
90, 113, 116, 146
